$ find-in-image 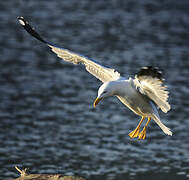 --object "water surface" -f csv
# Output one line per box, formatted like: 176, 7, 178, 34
0, 0, 189, 179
